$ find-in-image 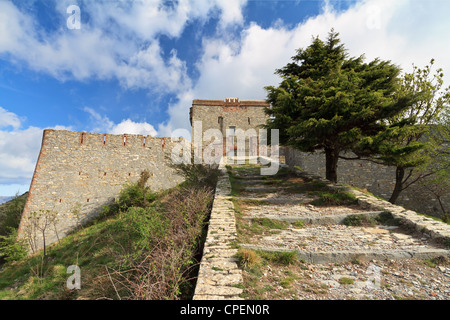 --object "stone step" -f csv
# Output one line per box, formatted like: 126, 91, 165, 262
233, 196, 312, 205
243, 211, 387, 225
240, 244, 450, 264
244, 186, 281, 192
239, 223, 450, 264
234, 179, 267, 185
